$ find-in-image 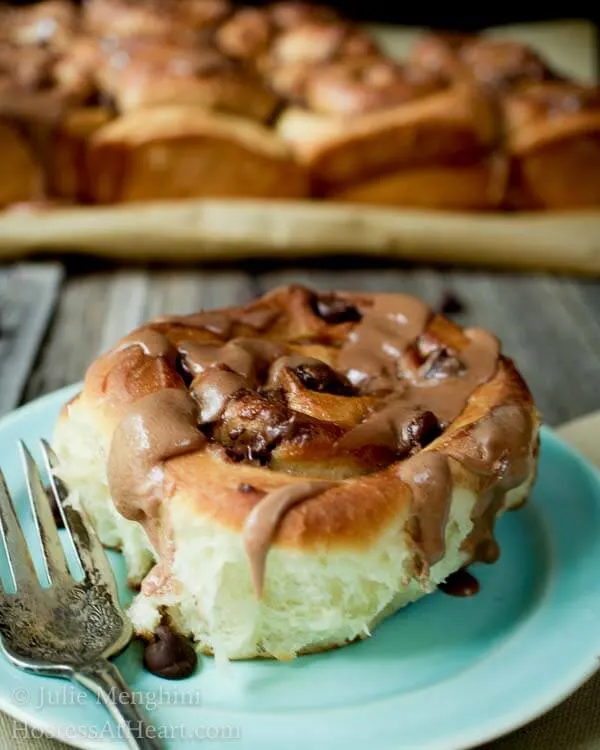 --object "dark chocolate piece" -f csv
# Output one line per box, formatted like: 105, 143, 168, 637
402, 410, 442, 451
143, 624, 197, 680
292, 361, 354, 396
439, 569, 480, 597
439, 291, 466, 316
174, 352, 194, 388
311, 294, 363, 325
